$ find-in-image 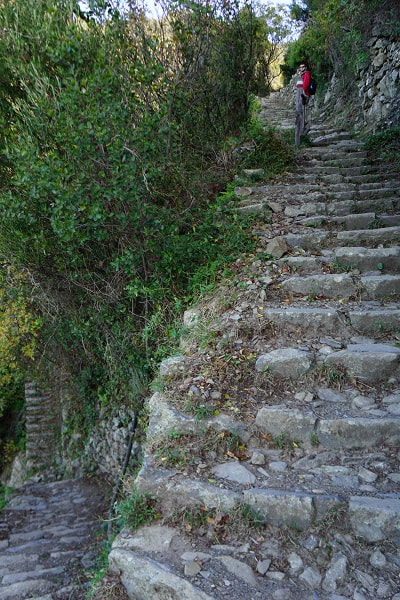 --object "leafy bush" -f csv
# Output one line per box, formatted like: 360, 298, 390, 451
365, 126, 400, 168
283, 0, 400, 91
0, 0, 296, 443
